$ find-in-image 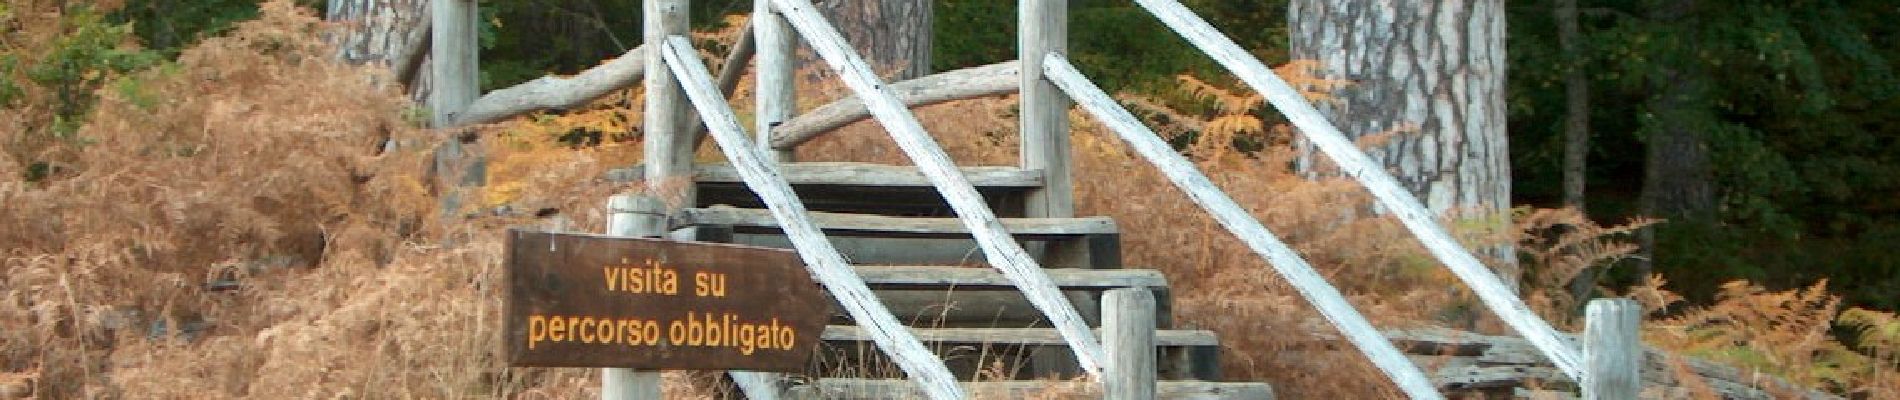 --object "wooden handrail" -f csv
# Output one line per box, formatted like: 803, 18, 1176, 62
1130, 0, 1585, 380
658, 36, 964, 400
1042, 54, 1443, 400
766, 0, 1109, 381
766, 61, 1022, 150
